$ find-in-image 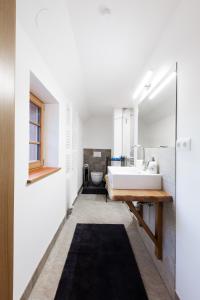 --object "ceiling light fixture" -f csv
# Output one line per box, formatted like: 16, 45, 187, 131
138, 68, 170, 103
133, 70, 153, 100
149, 71, 176, 100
